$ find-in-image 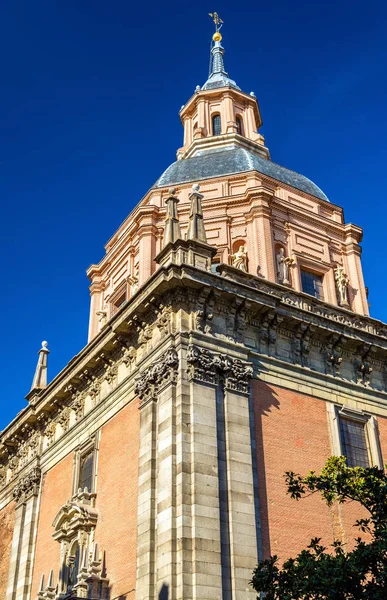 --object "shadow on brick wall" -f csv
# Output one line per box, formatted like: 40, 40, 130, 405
251, 379, 280, 560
